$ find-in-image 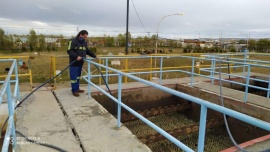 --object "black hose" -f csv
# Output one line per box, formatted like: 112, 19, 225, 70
16, 130, 68, 152
93, 64, 113, 95
93, 64, 117, 114
15, 60, 77, 110
1, 59, 115, 152
0, 60, 76, 151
